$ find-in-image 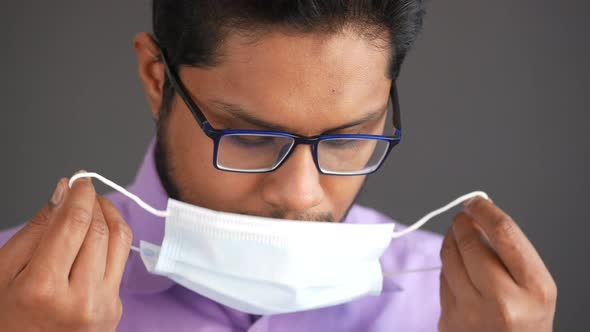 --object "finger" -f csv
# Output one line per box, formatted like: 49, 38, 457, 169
464, 197, 551, 288
28, 173, 97, 279
69, 198, 109, 288
0, 178, 68, 282
440, 229, 479, 300
439, 272, 455, 312
438, 273, 455, 332
452, 212, 517, 297
99, 196, 133, 288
